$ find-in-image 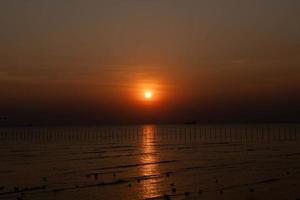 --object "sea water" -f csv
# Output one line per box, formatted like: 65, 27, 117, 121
0, 124, 299, 200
